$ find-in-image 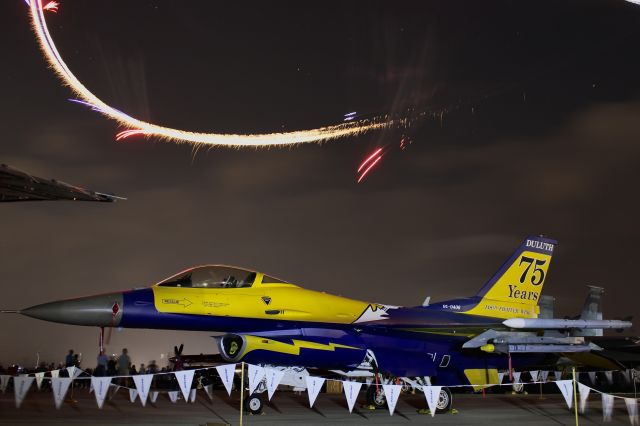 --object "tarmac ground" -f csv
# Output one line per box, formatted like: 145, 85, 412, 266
0, 386, 635, 426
